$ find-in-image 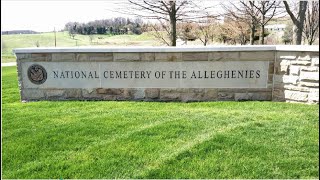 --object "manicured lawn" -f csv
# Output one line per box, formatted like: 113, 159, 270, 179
1, 32, 160, 63
2, 66, 319, 178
